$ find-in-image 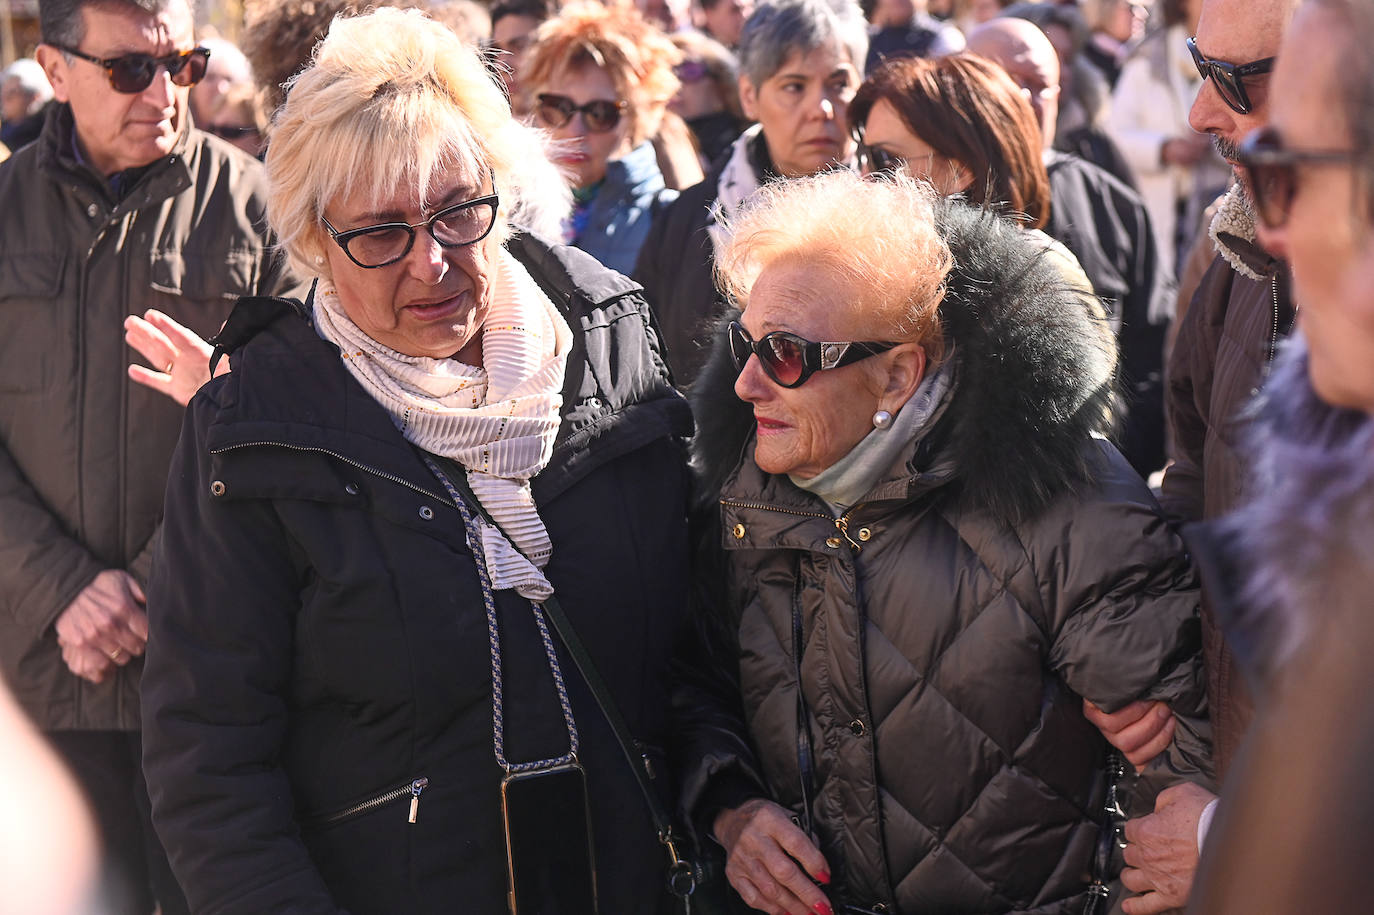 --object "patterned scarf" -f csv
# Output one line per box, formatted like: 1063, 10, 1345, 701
313, 248, 572, 600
